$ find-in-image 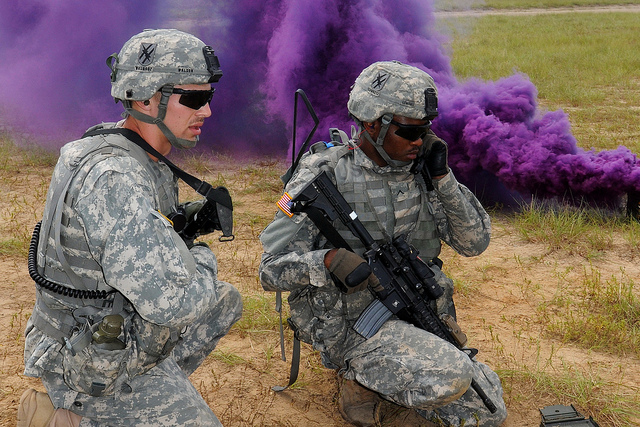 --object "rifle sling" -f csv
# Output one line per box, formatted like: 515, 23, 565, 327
82, 128, 232, 210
